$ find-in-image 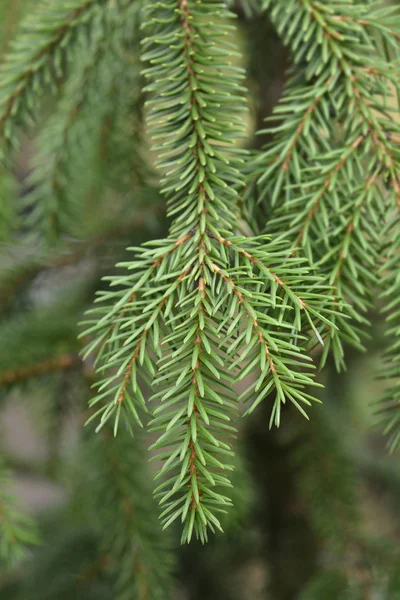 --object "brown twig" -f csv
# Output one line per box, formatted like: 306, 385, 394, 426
0, 353, 80, 385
